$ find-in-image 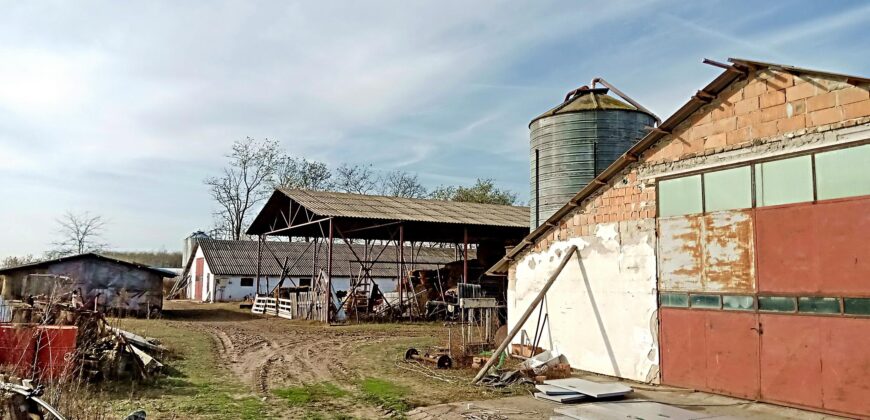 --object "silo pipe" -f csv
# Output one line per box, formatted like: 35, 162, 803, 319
591, 77, 661, 126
